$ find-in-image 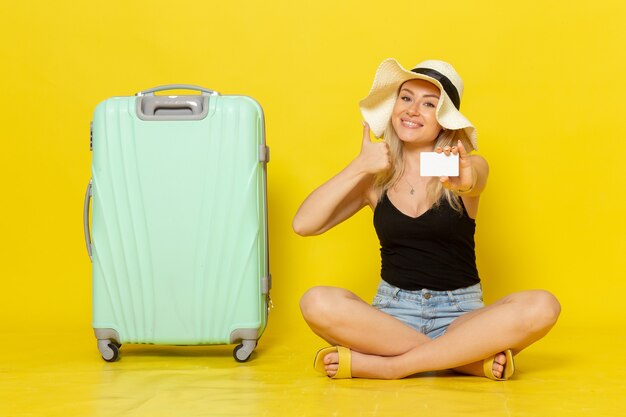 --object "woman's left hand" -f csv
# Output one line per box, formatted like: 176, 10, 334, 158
436, 140, 474, 193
